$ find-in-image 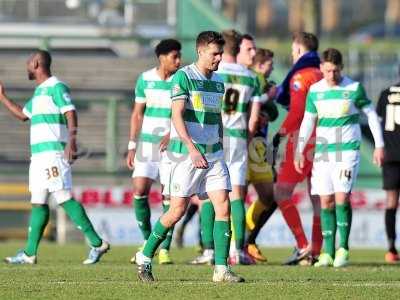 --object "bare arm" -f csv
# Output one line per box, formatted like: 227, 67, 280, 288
294, 111, 317, 173
248, 101, 261, 140
129, 102, 146, 141
0, 82, 28, 121
126, 102, 145, 170
64, 110, 78, 163
172, 99, 208, 169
